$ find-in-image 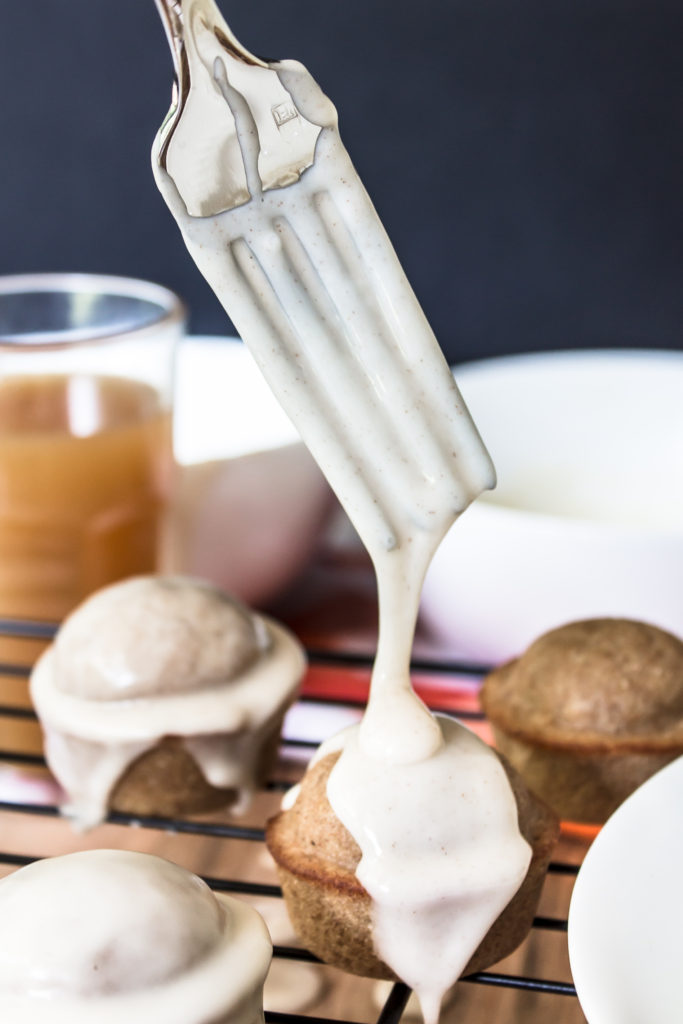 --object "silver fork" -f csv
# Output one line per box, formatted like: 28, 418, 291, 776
152, 0, 495, 563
